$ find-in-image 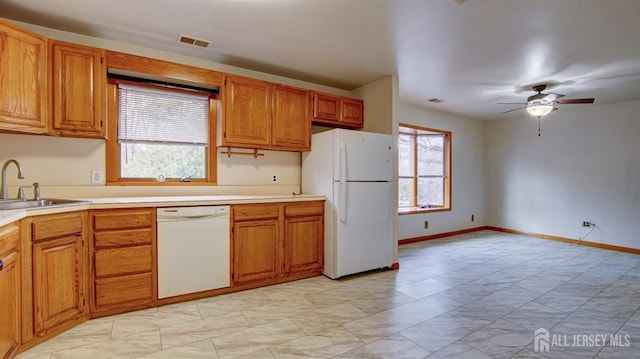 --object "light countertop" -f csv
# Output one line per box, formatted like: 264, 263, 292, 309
0, 194, 325, 227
